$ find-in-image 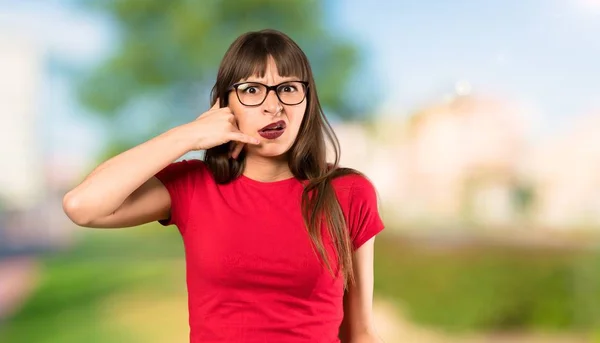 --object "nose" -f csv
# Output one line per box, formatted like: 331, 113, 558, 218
263, 89, 282, 115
